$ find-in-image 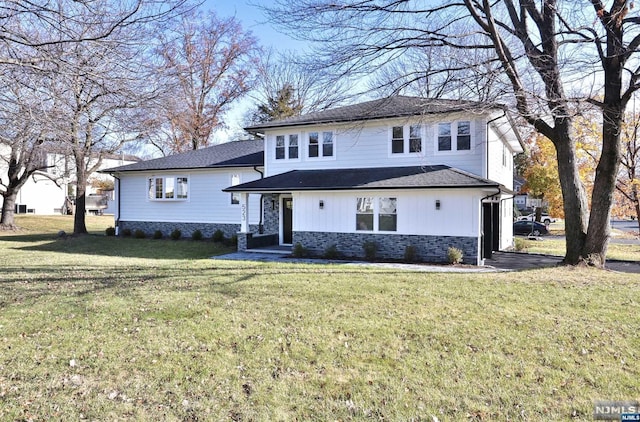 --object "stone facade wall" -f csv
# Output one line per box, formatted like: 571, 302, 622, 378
118, 221, 259, 240
293, 231, 479, 265
262, 195, 279, 234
